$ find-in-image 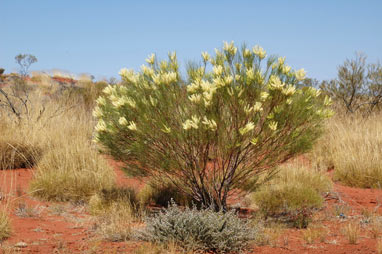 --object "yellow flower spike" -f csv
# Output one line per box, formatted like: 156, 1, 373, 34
295, 68, 306, 81
127, 121, 137, 131
246, 69, 255, 80
212, 65, 224, 76
282, 85, 296, 96
260, 92, 269, 101
250, 138, 258, 145
286, 98, 293, 105
252, 102, 263, 112
95, 119, 107, 132
268, 121, 278, 131
96, 97, 106, 106
252, 45, 266, 59
188, 94, 202, 103
118, 117, 128, 126
224, 75, 233, 85
201, 52, 210, 62
278, 57, 286, 65
239, 122, 255, 135
243, 48, 252, 58
244, 104, 253, 114
146, 53, 155, 65
282, 65, 291, 74
161, 124, 171, 134
103, 85, 113, 95
223, 41, 237, 55
92, 106, 103, 118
